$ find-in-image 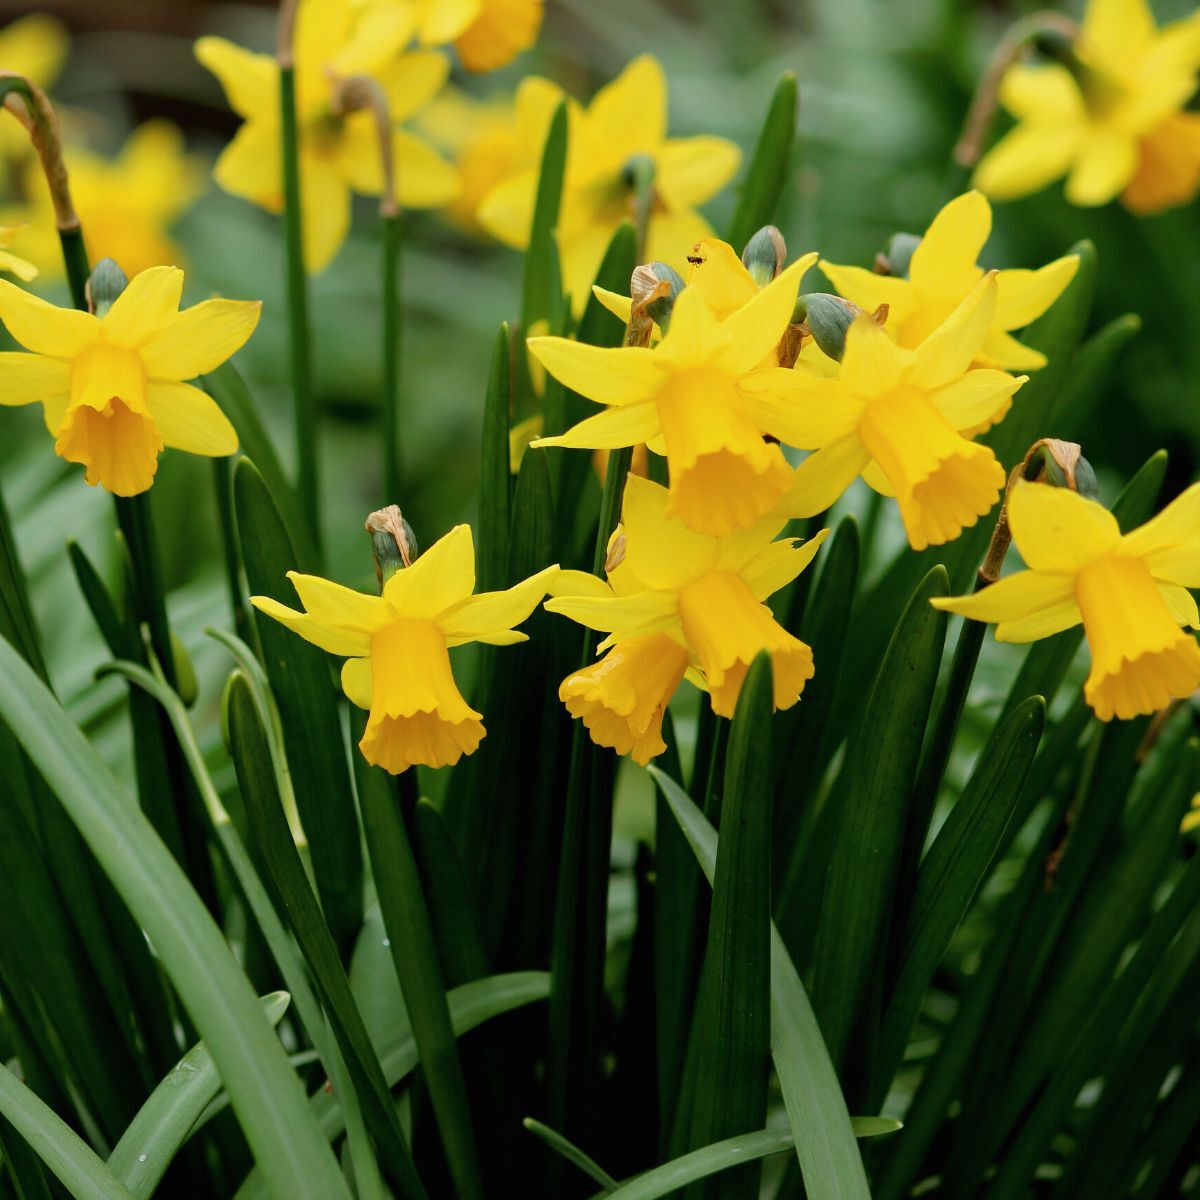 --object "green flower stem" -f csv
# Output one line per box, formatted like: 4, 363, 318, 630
278, 60, 320, 551
382, 212, 403, 501
114, 495, 177, 690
